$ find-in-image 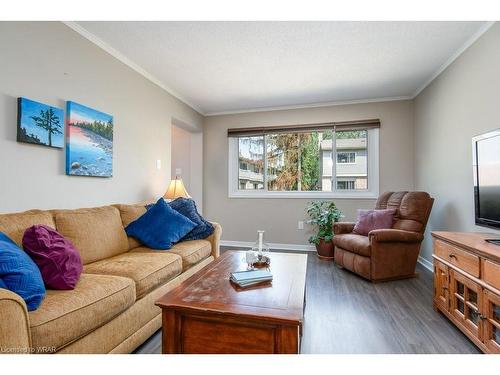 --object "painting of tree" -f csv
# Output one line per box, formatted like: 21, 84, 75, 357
17, 97, 64, 148
30, 107, 63, 147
